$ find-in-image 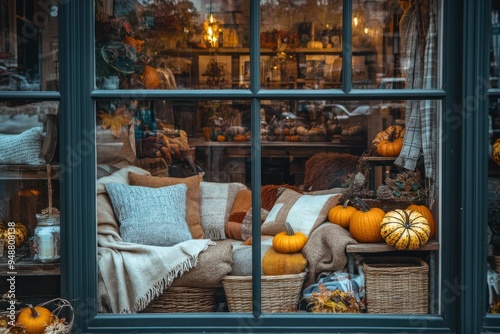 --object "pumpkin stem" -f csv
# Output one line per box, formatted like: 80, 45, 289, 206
284, 222, 295, 235
342, 199, 351, 208
353, 197, 370, 212
388, 129, 395, 142
27, 304, 39, 318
